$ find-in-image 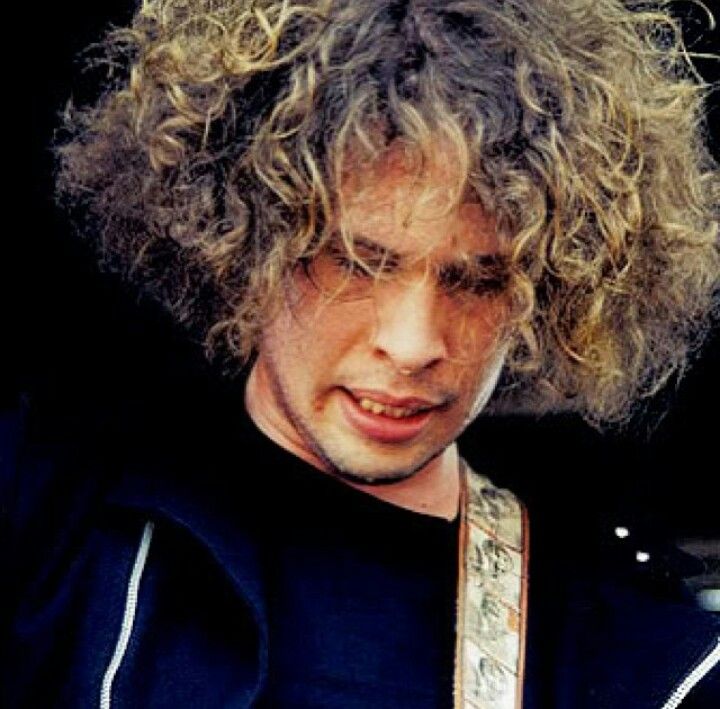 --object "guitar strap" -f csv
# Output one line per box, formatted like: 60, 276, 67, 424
454, 460, 530, 709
